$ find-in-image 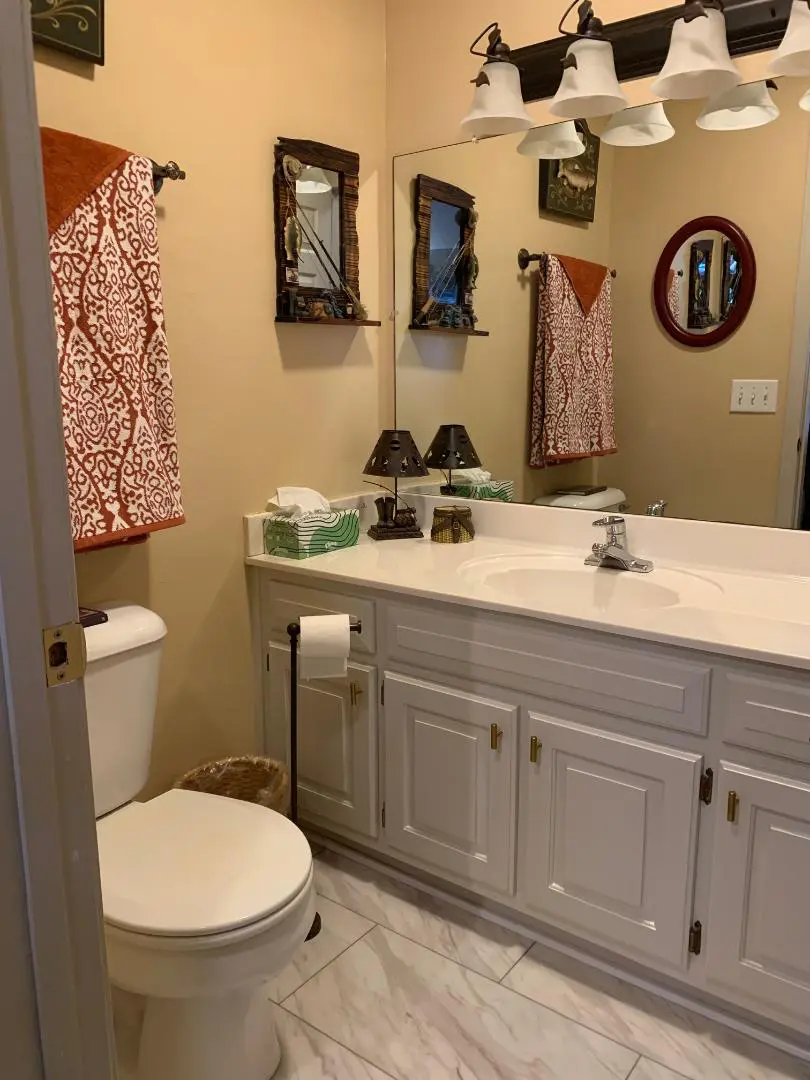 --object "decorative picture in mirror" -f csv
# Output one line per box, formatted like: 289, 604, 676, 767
654, 216, 756, 348
273, 137, 378, 326
539, 121, 600, 223
410, 175, 487, 336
